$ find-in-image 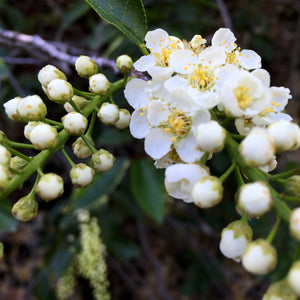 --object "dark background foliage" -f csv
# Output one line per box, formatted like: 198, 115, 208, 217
0, 0, 299, 299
